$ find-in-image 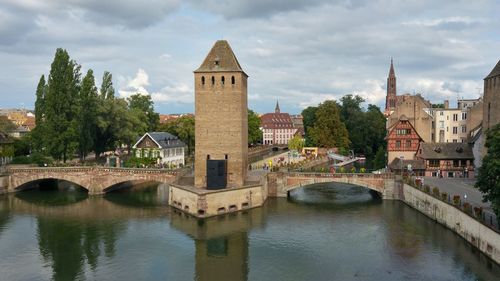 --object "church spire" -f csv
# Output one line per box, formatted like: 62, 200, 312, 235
385, 58, 397, 114
275, 100, 280, 113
